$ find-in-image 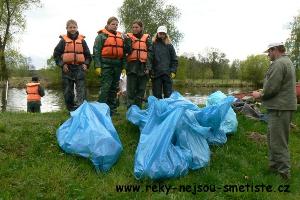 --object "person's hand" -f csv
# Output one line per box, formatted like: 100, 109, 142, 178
121, 69, 126, 76
63, 64, 69, 73
150, 70, 155, 78
82, 64, 88, 71
121, 33, 128, 39
171, 72, 176, 79
252, 91, 261, 99
95, 68, 101, 76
